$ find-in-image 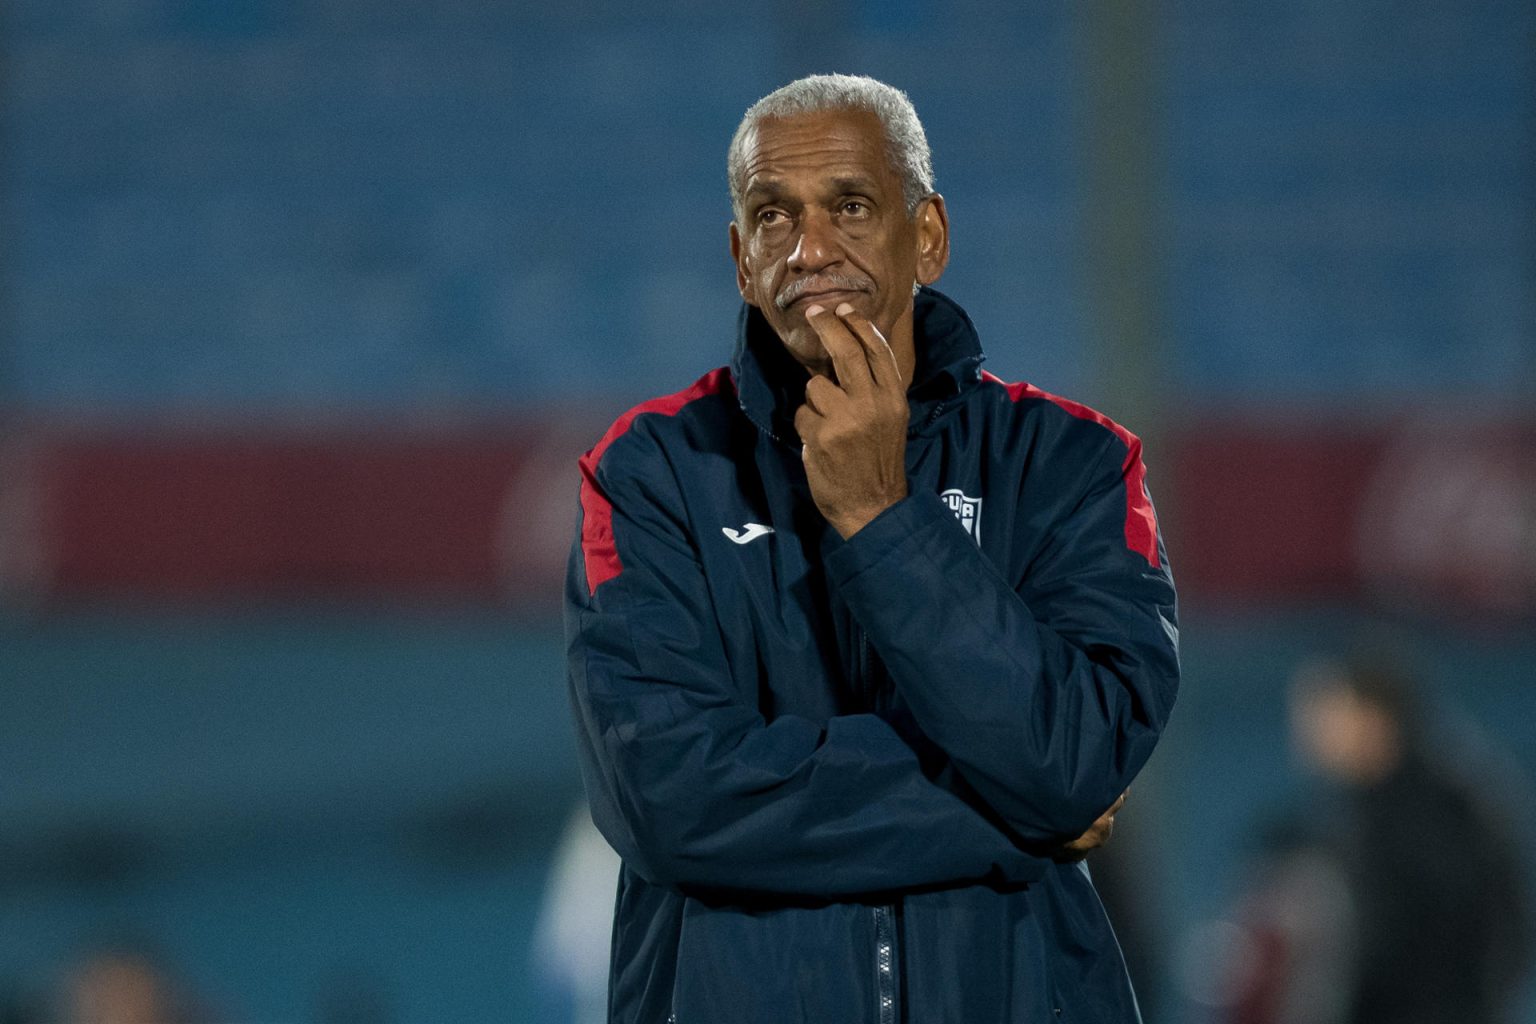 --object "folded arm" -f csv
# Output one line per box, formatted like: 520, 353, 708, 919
567, 431, 1051, 900
825, 441, 1179, 847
